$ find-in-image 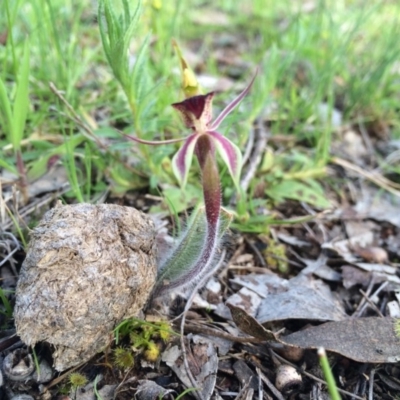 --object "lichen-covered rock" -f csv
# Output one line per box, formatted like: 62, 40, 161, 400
14, 203, 157, 371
